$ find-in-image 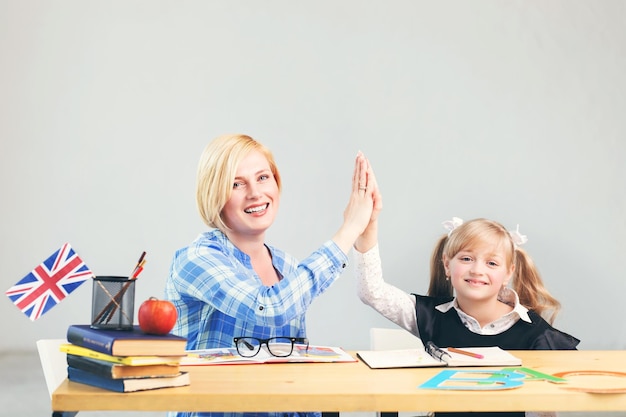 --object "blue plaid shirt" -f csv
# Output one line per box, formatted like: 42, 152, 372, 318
165, 229, 348, 417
